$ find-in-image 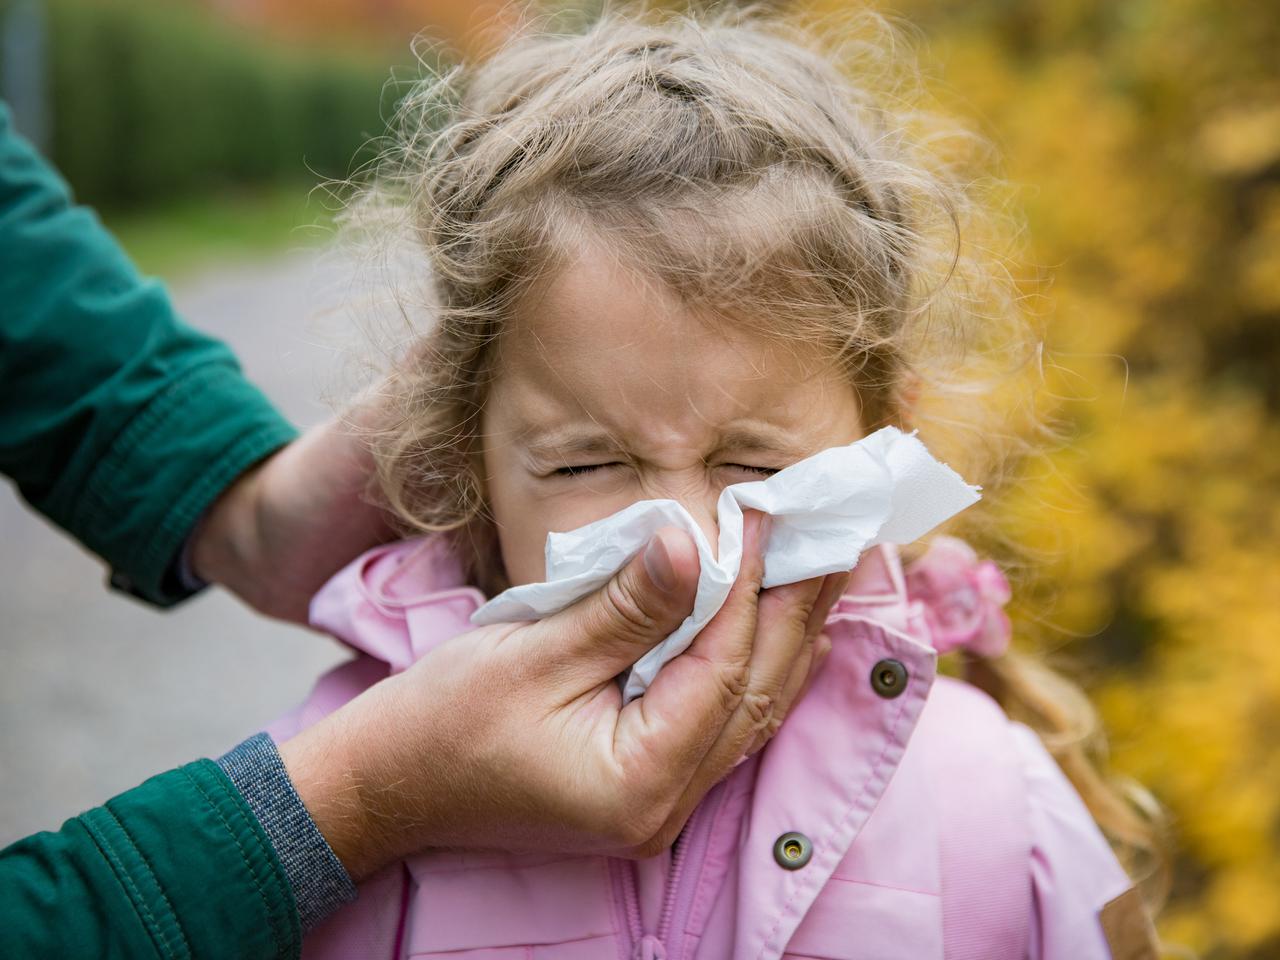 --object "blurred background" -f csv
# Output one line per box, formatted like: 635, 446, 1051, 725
1, 0, 1277, 956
